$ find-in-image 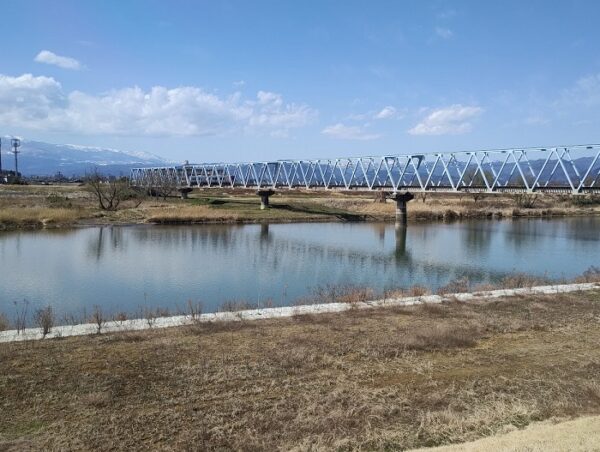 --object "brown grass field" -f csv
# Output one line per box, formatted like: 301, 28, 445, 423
1, 183, 600, 230
1, 290, 600, 450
